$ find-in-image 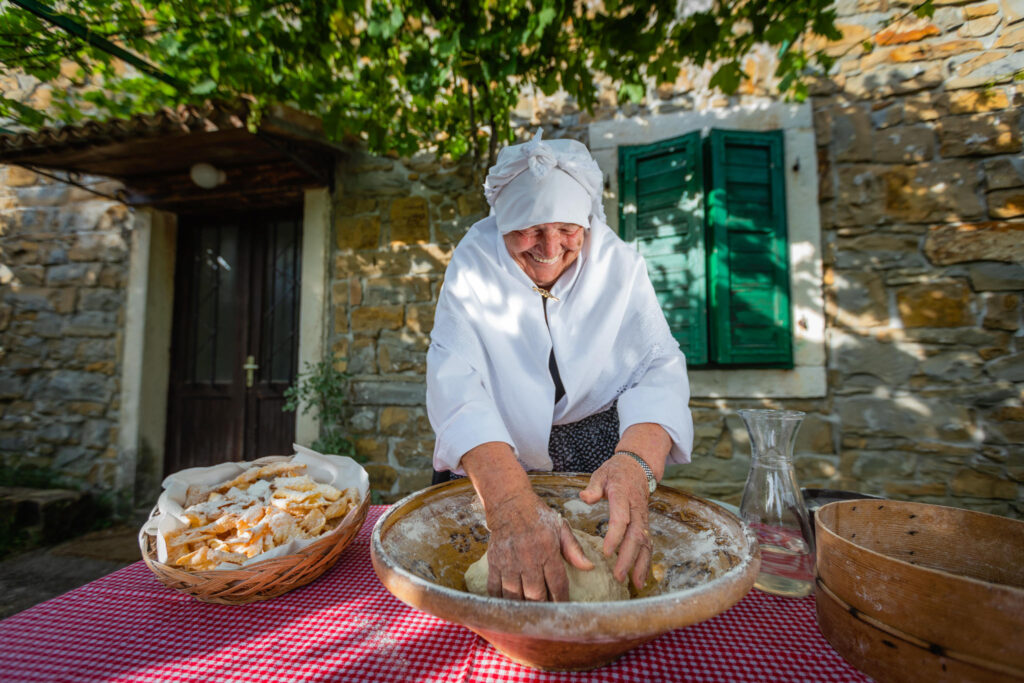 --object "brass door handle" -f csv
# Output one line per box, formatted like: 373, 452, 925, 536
243, 355, 259, 388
